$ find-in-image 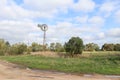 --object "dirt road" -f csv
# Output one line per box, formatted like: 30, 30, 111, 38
0, 60, 119, 80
